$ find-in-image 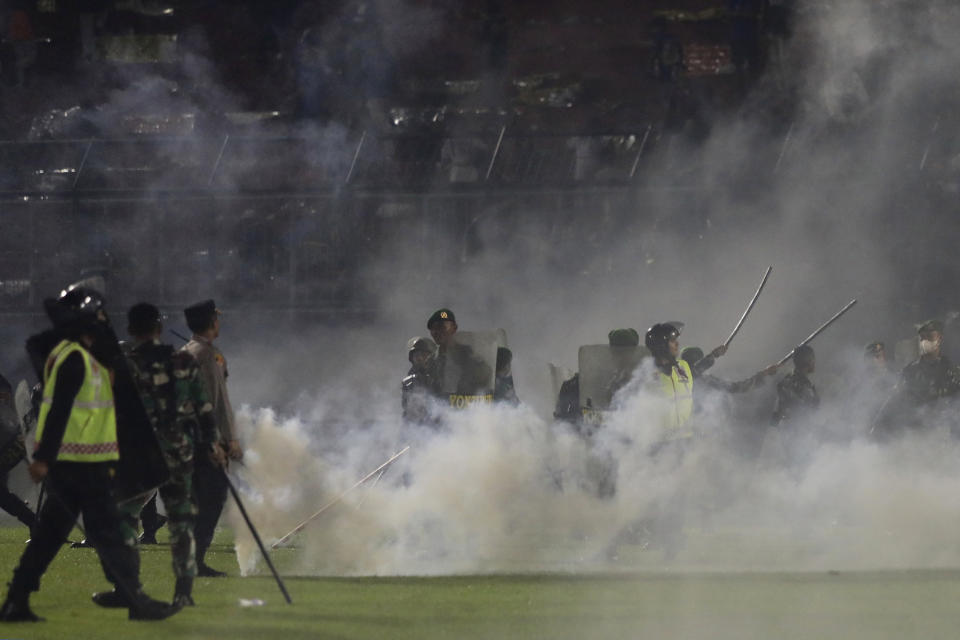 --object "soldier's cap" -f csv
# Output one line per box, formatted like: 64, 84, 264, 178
127, 302, 165, 335
184, 299, 220, 332
916, 319, 944, 334
427, 308, 456, 329
680, 346, 704, 365
608, 328, 640, 347
407, 336, 436, 355
864, 341, 885, 355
